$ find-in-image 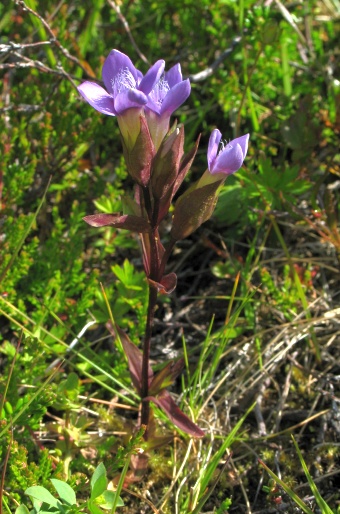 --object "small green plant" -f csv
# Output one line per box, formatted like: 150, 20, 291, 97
18, 463, 124, 514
